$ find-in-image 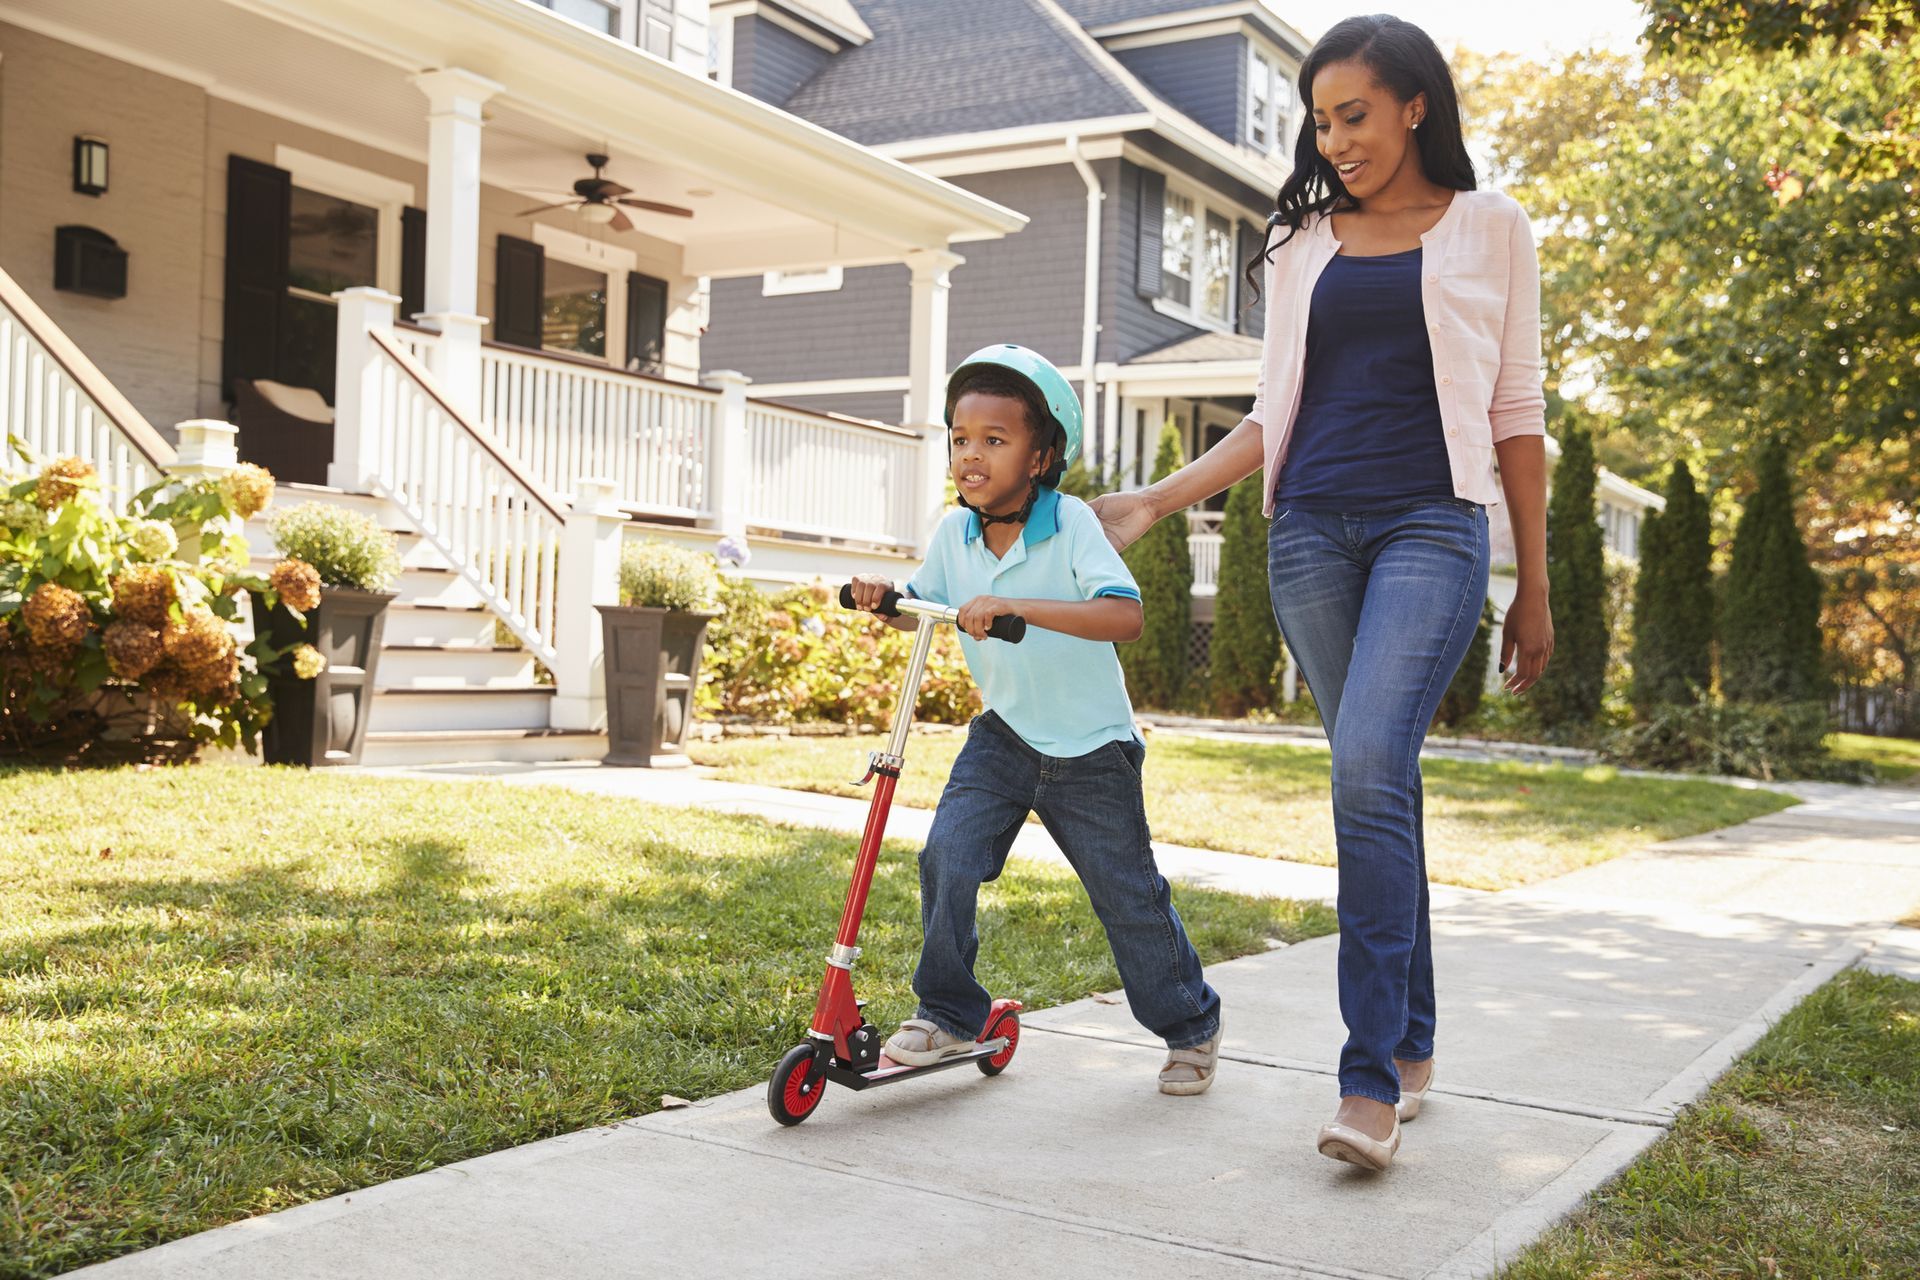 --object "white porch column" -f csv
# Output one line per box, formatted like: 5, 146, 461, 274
905, 248, 962, 549
705, 369, 753, 542
410, 68, 501, 420
552, 476, 628, 731
329, 287, 400, 491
